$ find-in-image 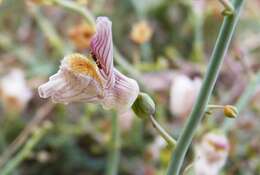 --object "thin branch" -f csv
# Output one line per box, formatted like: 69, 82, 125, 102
149, 115, 176, 148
